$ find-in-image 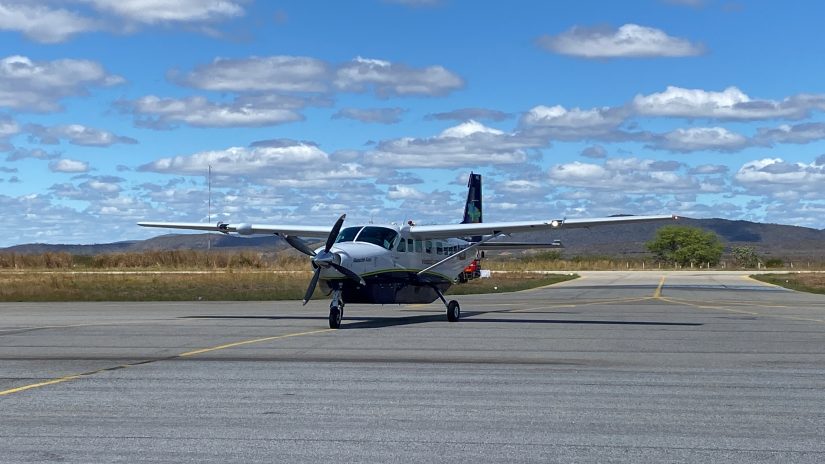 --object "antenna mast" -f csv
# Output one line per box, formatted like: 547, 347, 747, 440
207, 164, 211, 251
